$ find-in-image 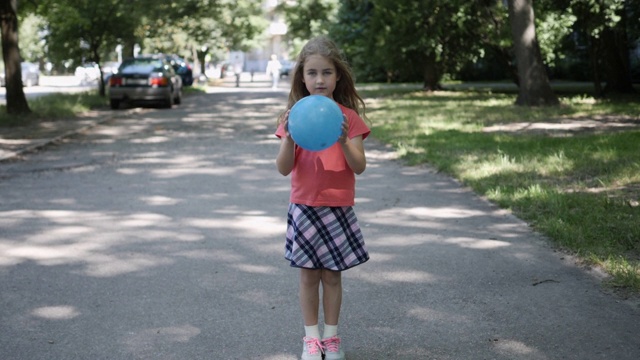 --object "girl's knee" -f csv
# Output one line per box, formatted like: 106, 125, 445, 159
321, 269, 342, 287
300, 268, 322, 287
